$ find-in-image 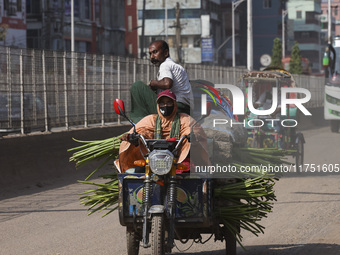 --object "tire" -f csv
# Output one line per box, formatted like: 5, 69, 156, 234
151, 215, 165, 255
225, 227, 237, 255
330, 120, 339, 133
295, 136, 304, 168
126, 229, 140, 255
